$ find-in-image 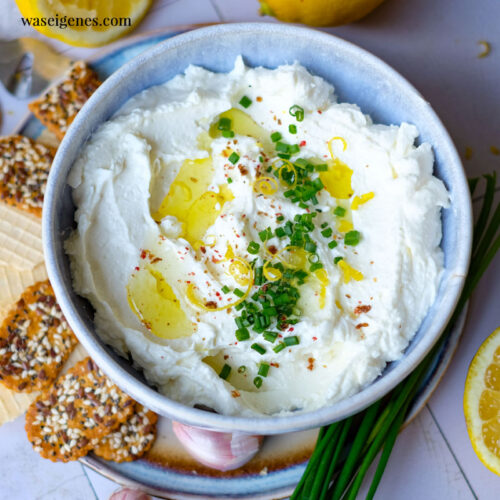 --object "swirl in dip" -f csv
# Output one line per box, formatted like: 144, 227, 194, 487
66, 57, 449, 416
